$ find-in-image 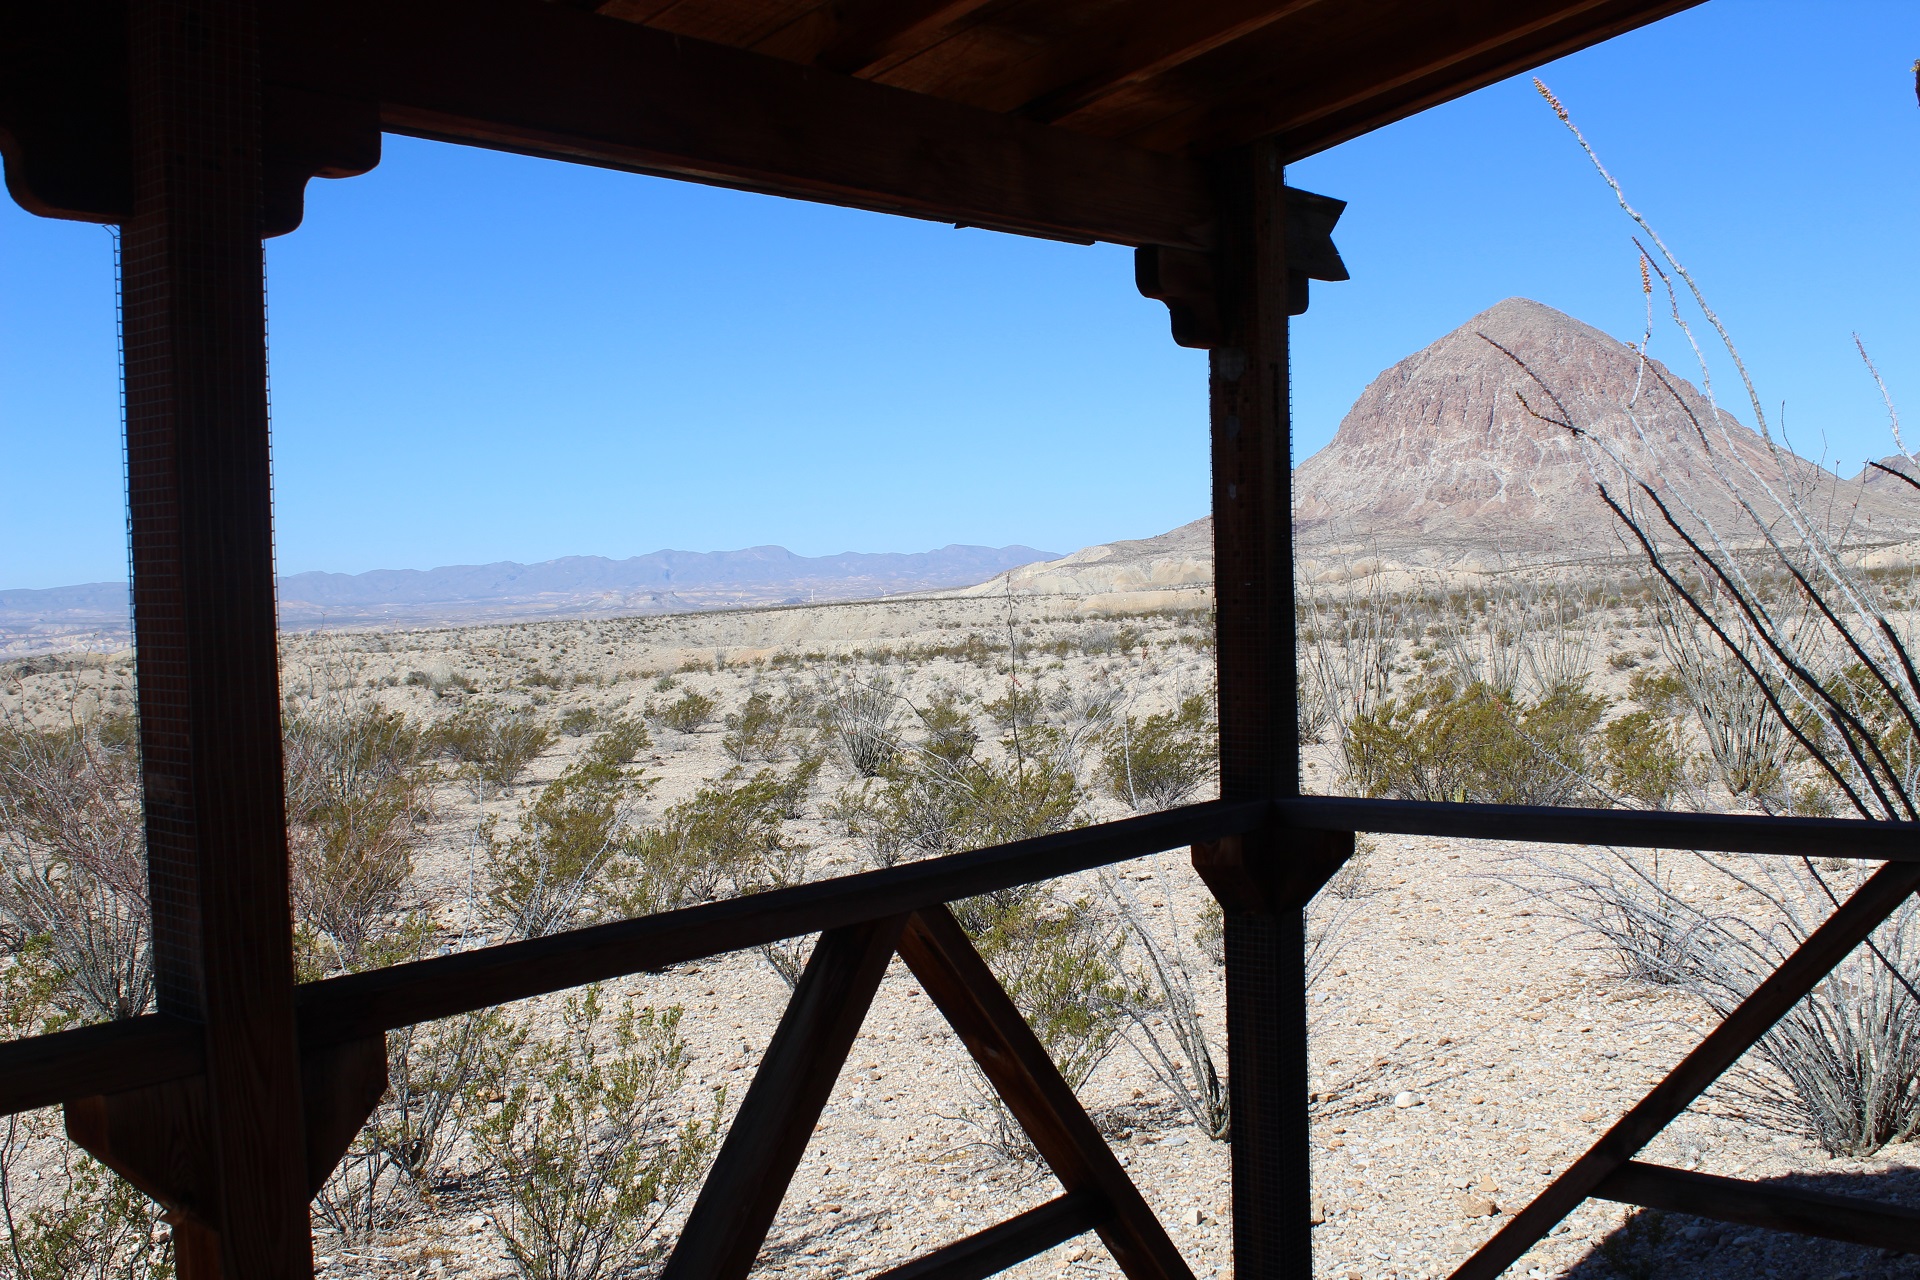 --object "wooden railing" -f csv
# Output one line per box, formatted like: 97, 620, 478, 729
6, 795, 1920, 1275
